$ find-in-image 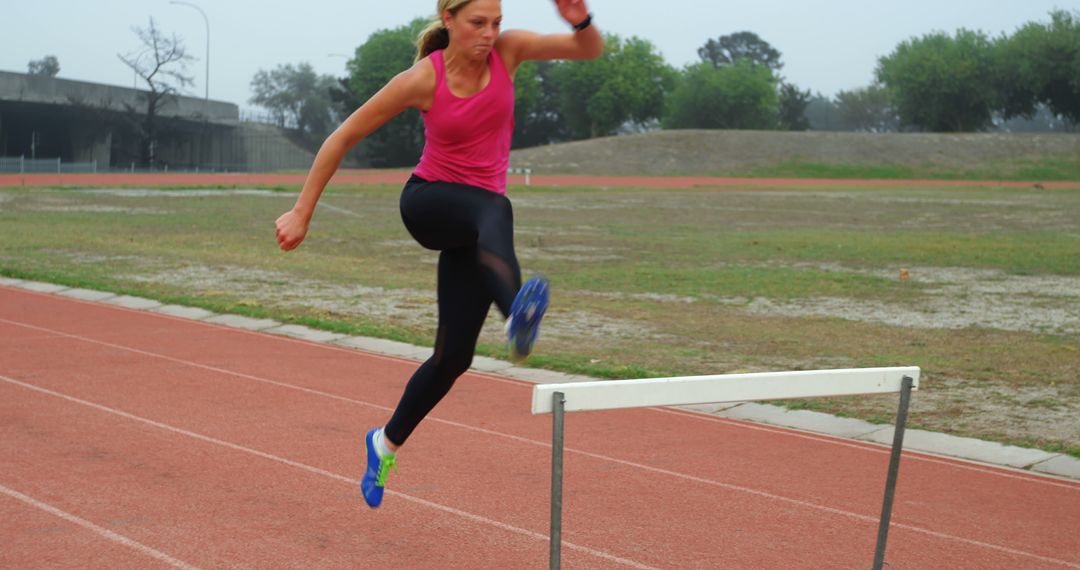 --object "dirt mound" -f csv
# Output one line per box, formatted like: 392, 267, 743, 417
509, 130, 1080, 176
